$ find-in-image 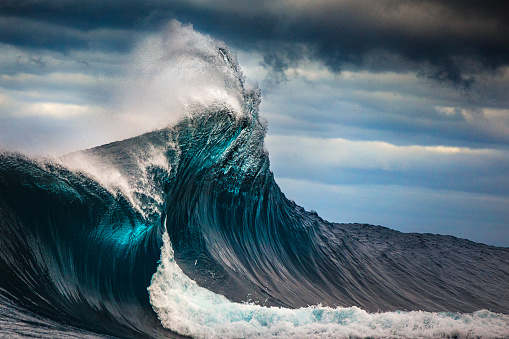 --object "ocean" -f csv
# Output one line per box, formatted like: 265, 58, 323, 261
0, 43, 508, 339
